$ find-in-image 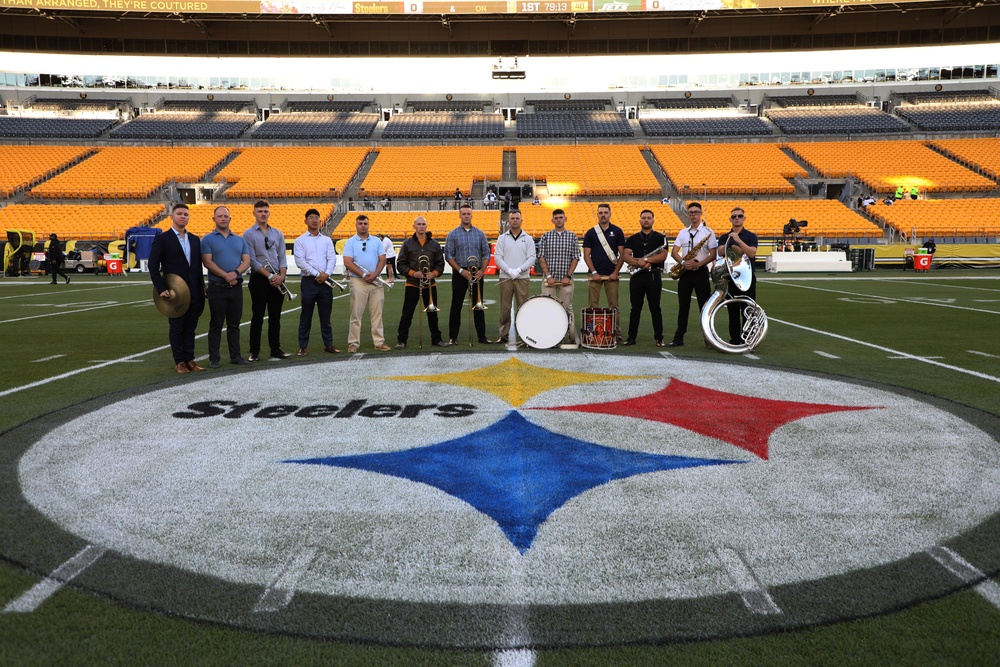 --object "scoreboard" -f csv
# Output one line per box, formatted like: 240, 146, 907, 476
0, 0, 935, 15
